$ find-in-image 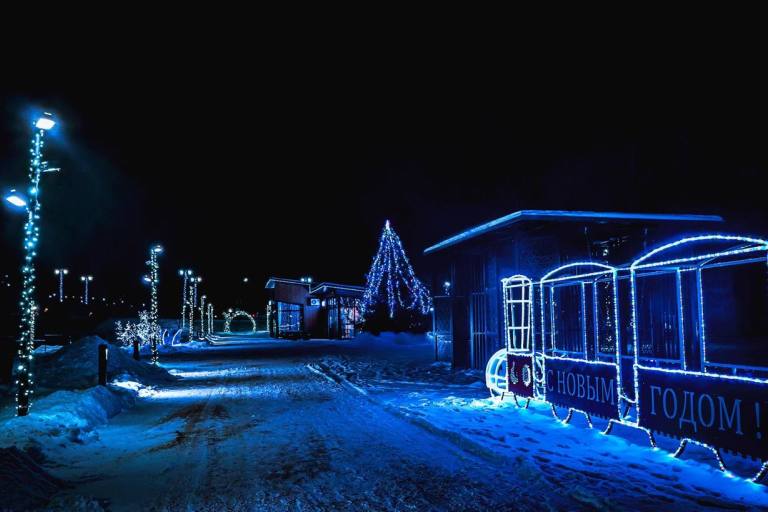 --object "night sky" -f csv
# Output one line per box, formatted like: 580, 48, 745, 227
2, 53, 767, 314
